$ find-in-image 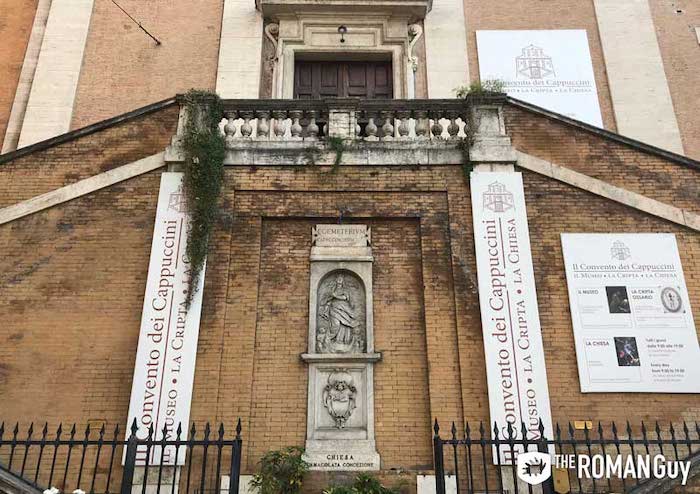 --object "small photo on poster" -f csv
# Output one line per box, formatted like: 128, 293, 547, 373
606, 286, 631, 314
615, 337, 641, 367
660, 287, 683, 313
